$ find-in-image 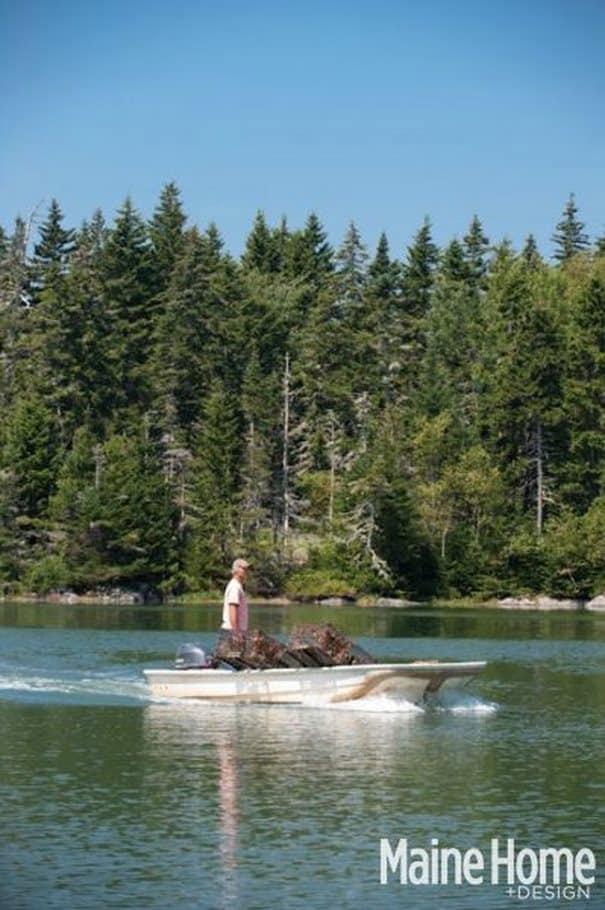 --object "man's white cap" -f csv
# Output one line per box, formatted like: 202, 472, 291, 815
232, 558, 251, 572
